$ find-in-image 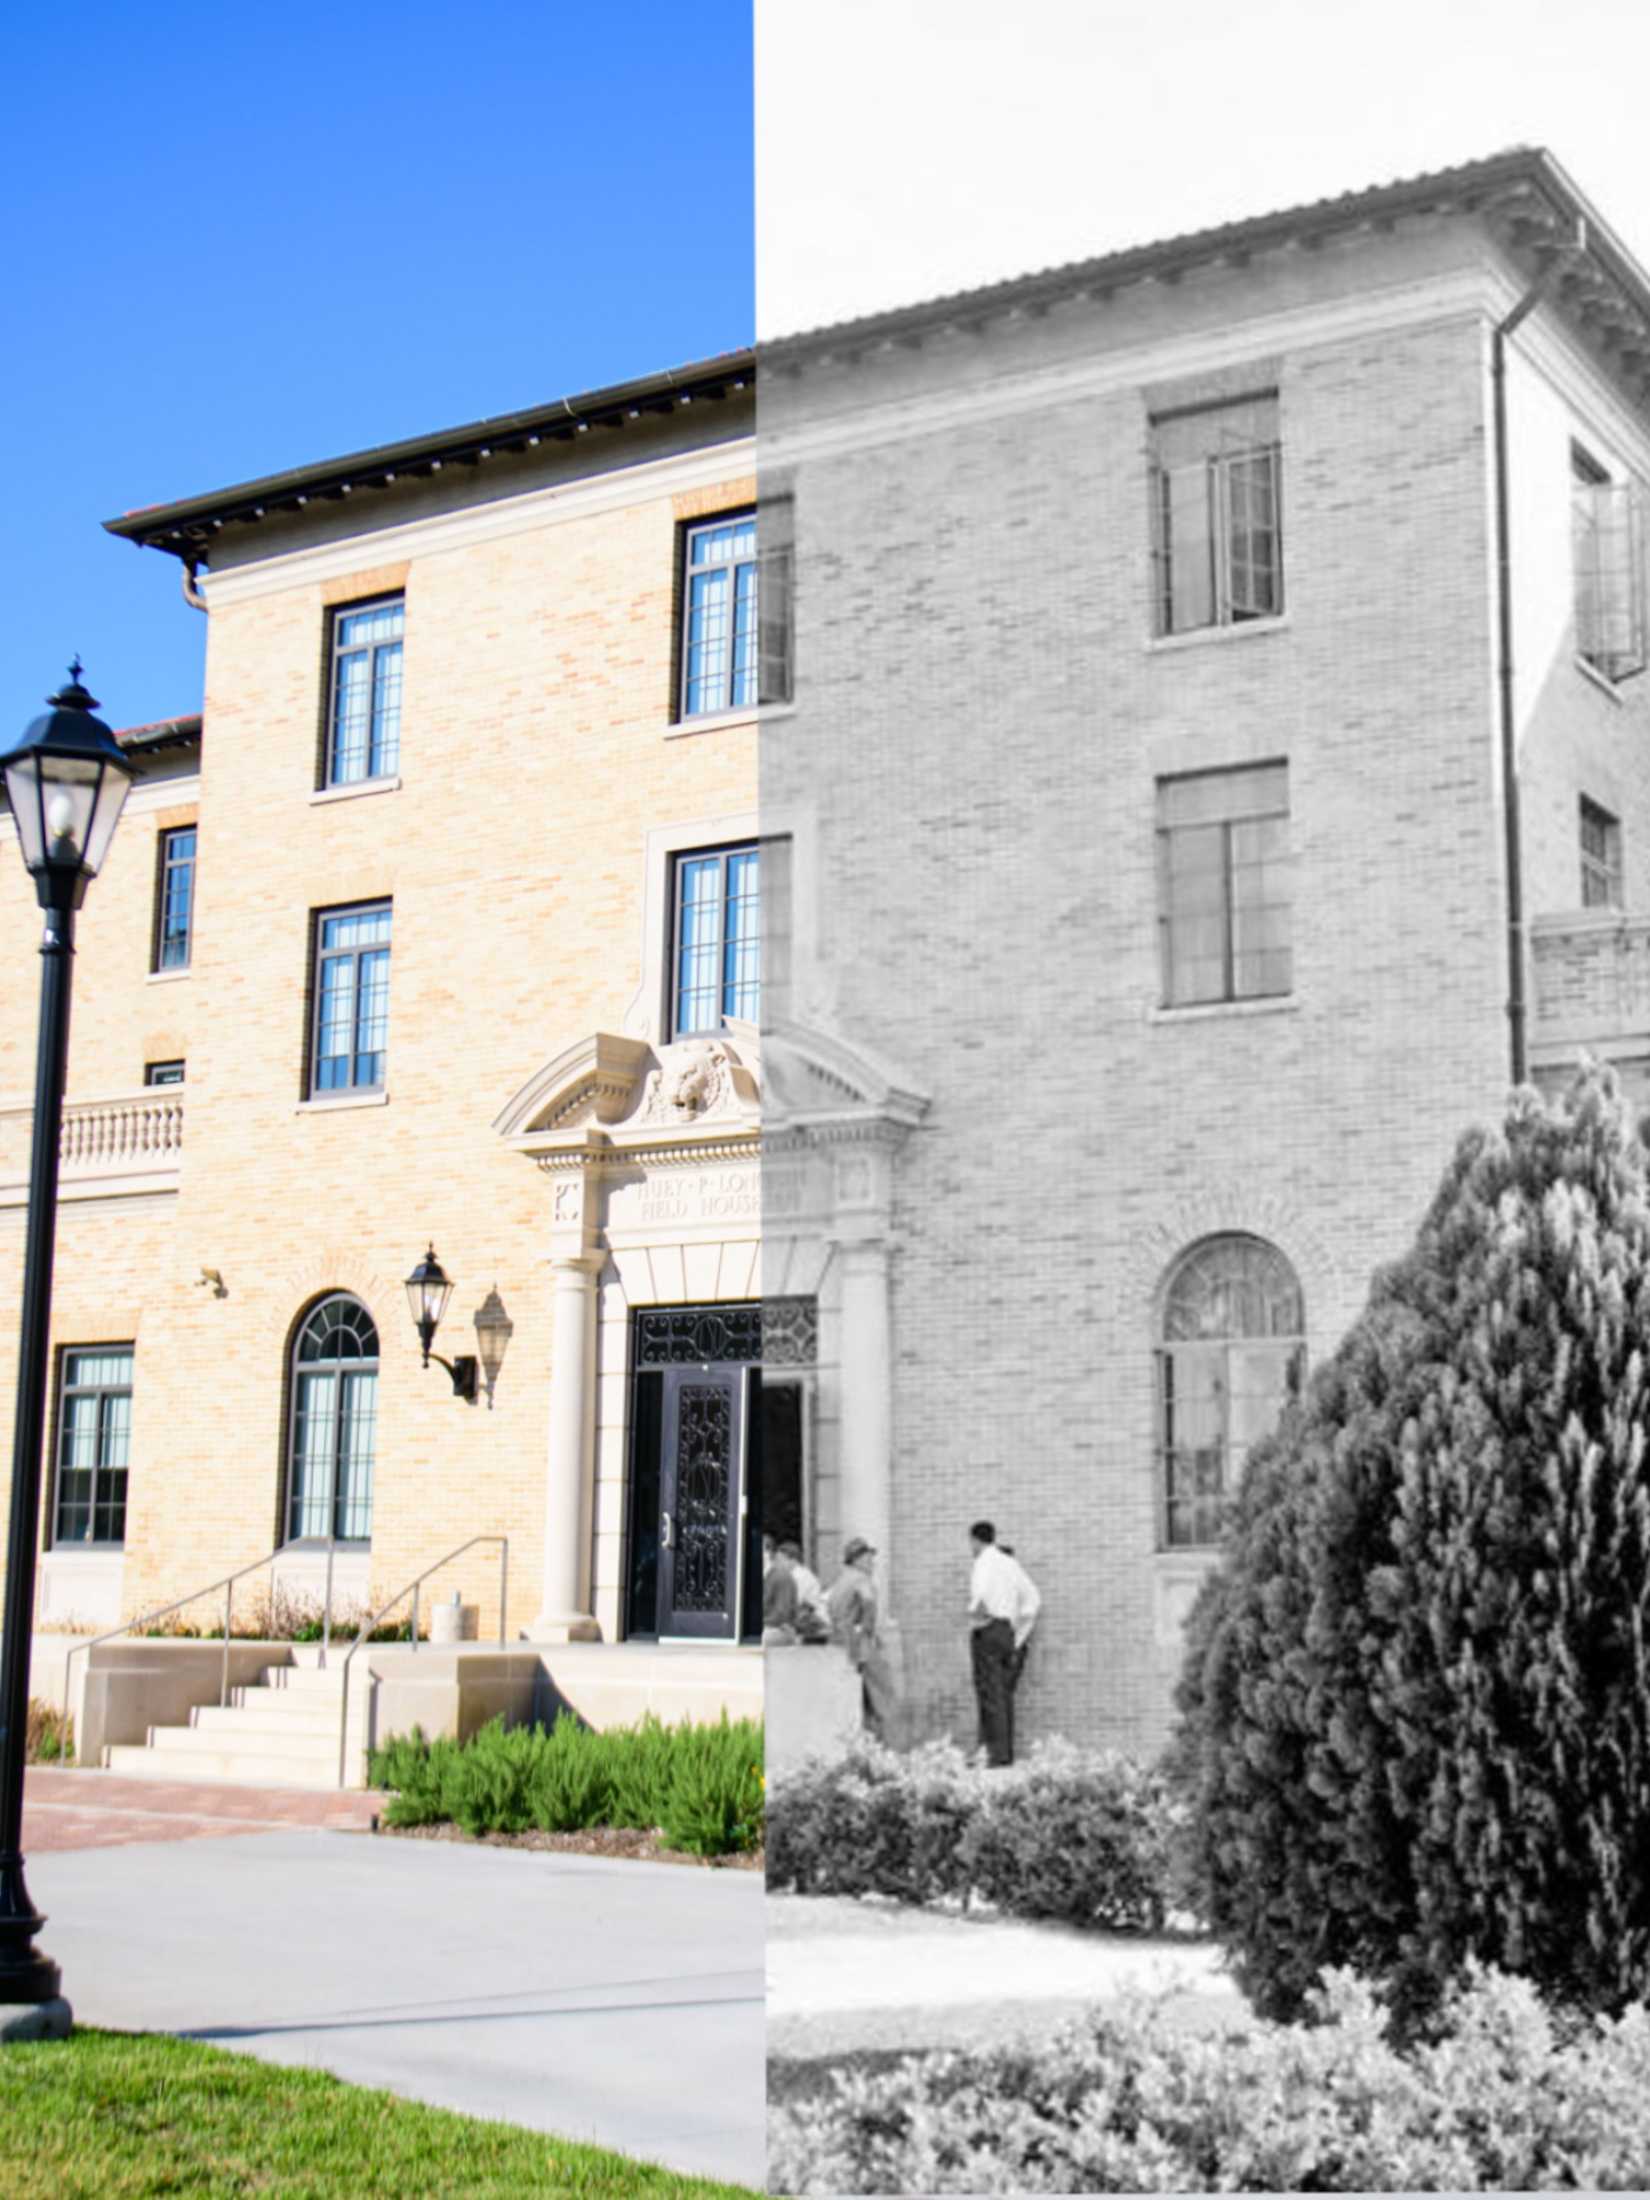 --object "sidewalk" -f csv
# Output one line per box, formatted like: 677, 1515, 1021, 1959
766, 1891, 1245, 2061
24, 1766, 380, 1850
30, 1824, 765, 2187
